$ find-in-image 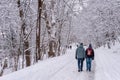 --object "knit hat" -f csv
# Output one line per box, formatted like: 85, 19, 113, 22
89, 44, 92, 48
80, 43, 83, 46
